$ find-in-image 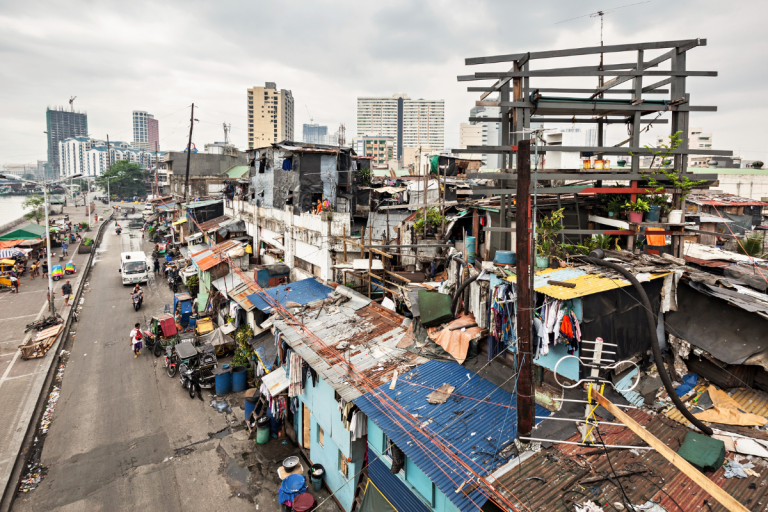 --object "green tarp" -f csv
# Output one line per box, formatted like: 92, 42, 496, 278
418, 290, 454, 327
677, 431, 724, 472
0, 223, 47, 241
359, 481, 398, 512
